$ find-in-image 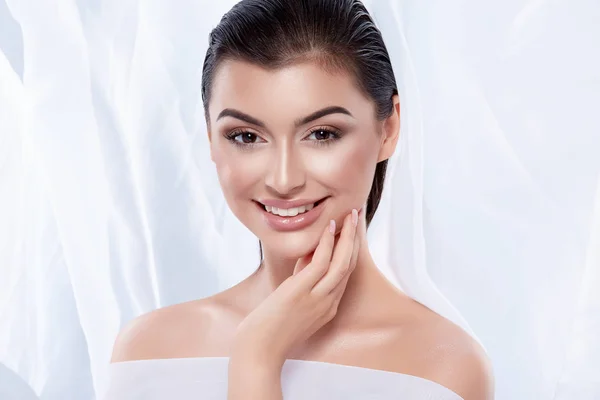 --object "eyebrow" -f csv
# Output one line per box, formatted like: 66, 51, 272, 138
216, 106, 354, 128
